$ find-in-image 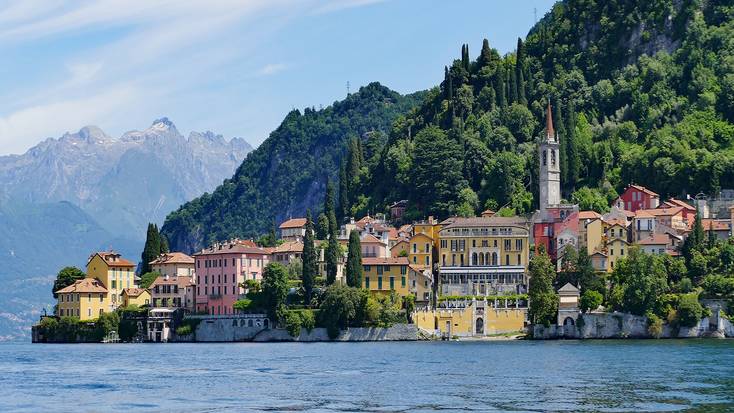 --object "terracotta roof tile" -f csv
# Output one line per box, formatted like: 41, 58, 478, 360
636, 234, 670, 245
149, 252, 194, 265
55, 278, 108, 294
123, 288, 148, 297
629, 184, 659, 197
362, 257, 409, 265
279, 218, 307, 229
578, 211, 602, 220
